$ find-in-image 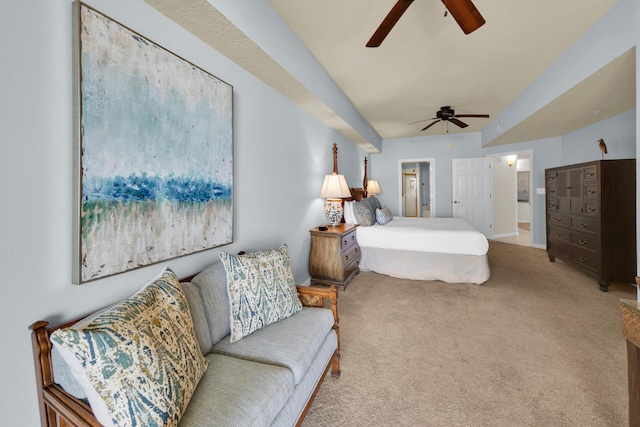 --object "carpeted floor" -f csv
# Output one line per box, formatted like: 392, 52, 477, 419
302, 241, 635, 426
